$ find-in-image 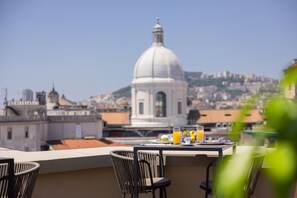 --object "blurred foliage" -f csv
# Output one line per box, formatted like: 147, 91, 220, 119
215, 65, 297, 198
216, 149, 255, 197
230, 96, 258, 142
